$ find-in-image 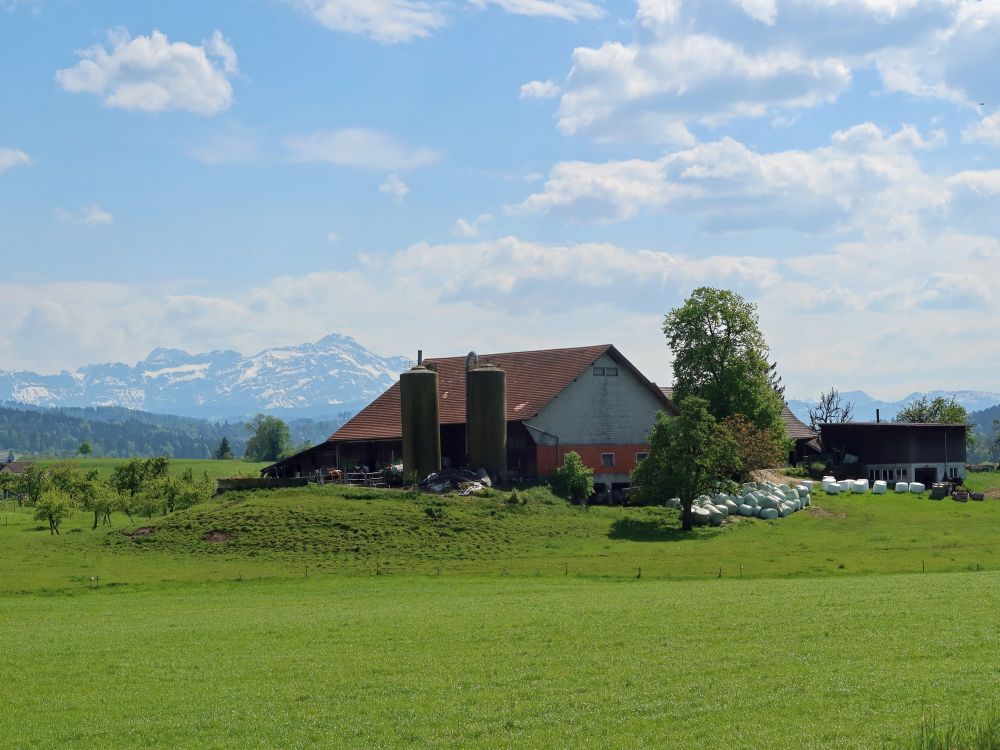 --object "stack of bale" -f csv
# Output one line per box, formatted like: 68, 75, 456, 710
666, 481, 812, 526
